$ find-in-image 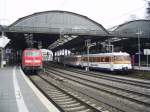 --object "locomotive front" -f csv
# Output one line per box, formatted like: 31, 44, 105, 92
22, 49, 43, 72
